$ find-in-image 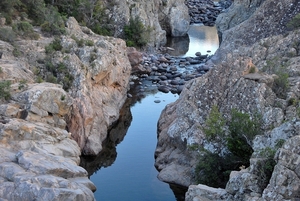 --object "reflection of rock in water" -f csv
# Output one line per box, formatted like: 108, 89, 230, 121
165, 35, 190, 56
80, 99, 133, 176
169, 183, 188, 201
